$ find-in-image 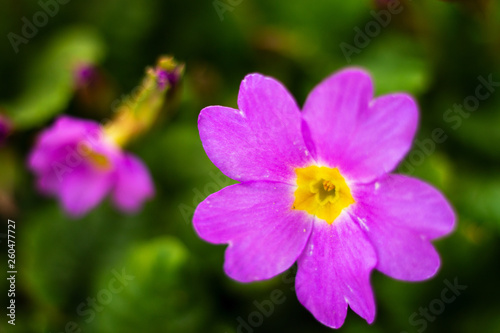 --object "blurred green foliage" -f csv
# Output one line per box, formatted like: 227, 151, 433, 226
5, 27, 105, 129
1, 0, 500, 332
